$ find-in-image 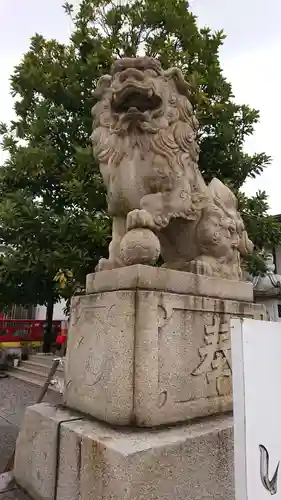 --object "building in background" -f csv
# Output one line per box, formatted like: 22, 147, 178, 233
35, 300, 68, 322
0, 242, 68, 321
